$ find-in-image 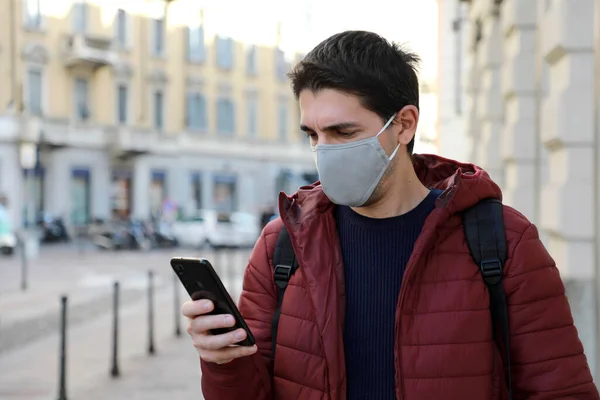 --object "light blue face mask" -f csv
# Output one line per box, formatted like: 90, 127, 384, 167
312, 114, 399, 207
